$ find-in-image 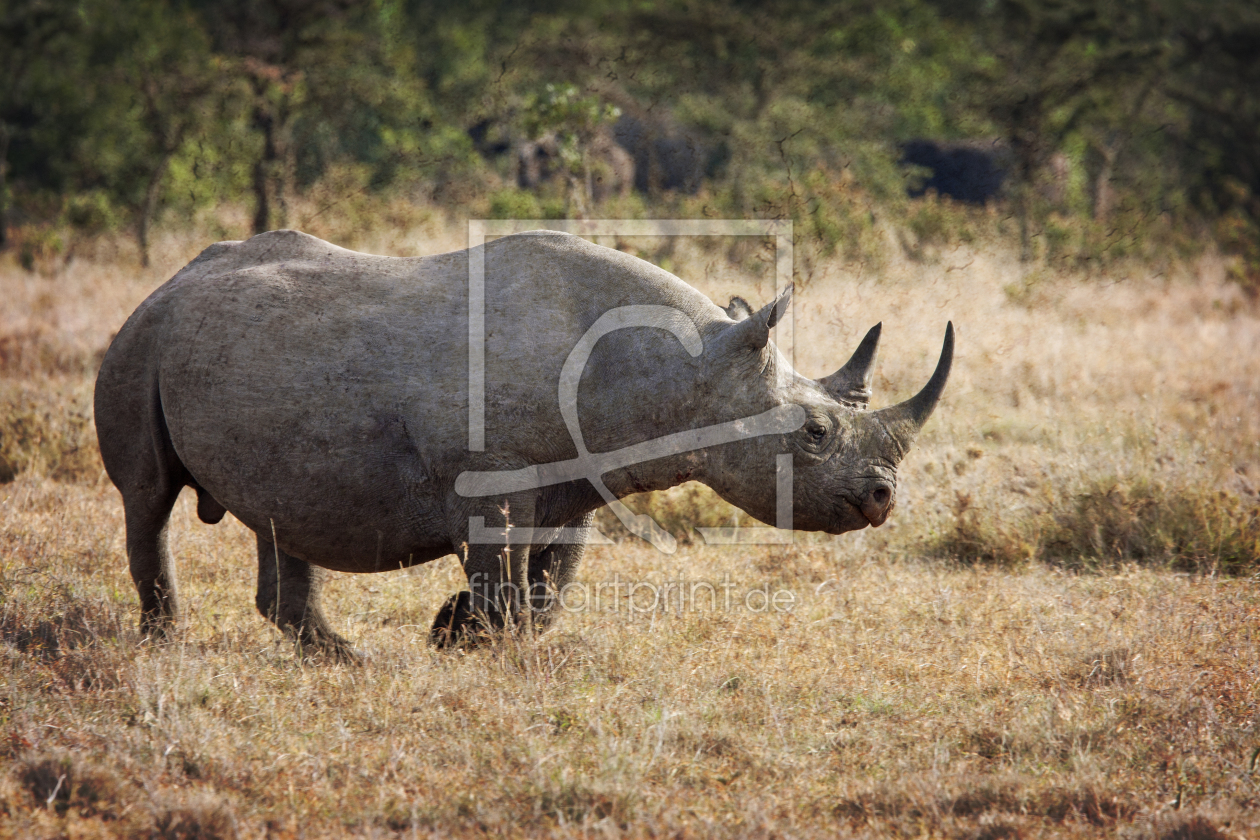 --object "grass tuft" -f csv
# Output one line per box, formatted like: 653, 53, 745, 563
1042, 477, 1260, 573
